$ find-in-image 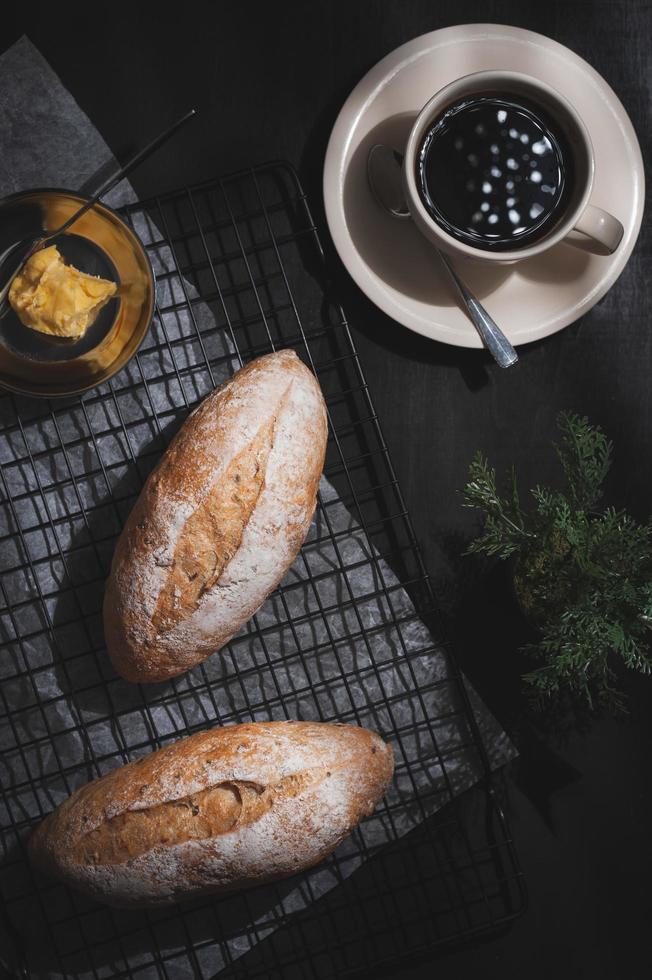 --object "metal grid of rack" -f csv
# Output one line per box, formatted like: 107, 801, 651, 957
0, 161, 525, 979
